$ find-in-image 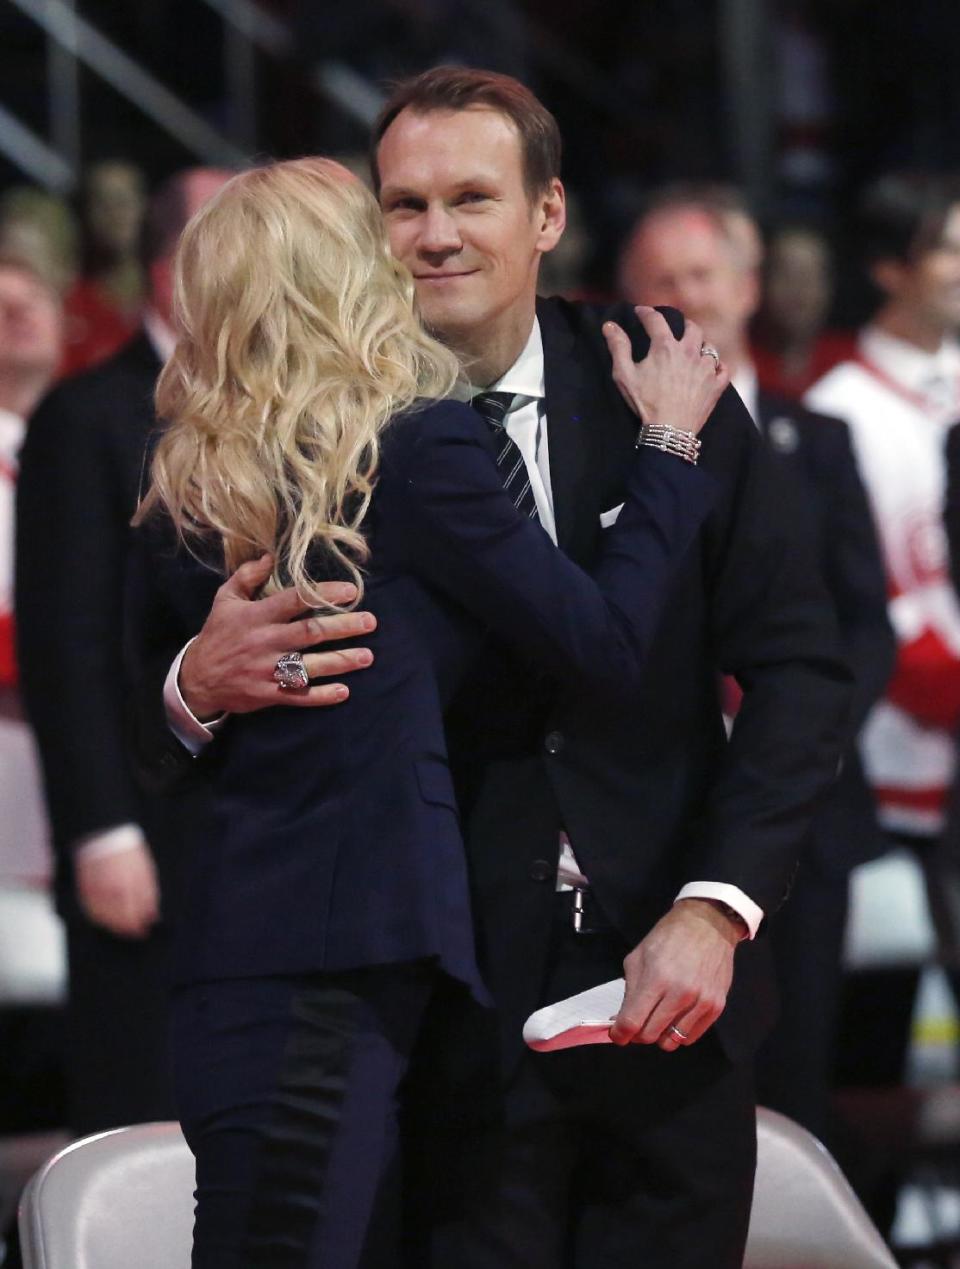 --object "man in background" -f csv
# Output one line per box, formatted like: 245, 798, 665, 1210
805, 176, 960, 1180
15, 169, 232, 1134
60, 160, 147, 377
0, 254, 64, 1145
752, 224, 855, 400
0, 255, 63, 881
618, 186, 894, 1140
